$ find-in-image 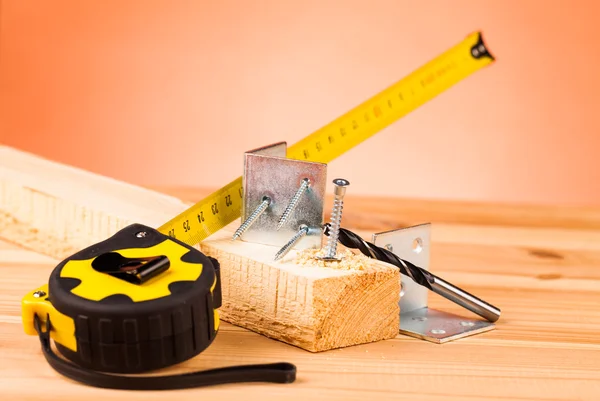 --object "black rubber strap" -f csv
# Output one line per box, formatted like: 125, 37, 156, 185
34, 315, 296, 390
